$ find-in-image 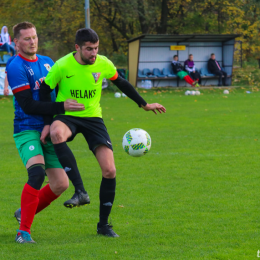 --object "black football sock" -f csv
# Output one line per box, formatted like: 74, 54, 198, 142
53, 142, 86, 193
99, 177, 116, 226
